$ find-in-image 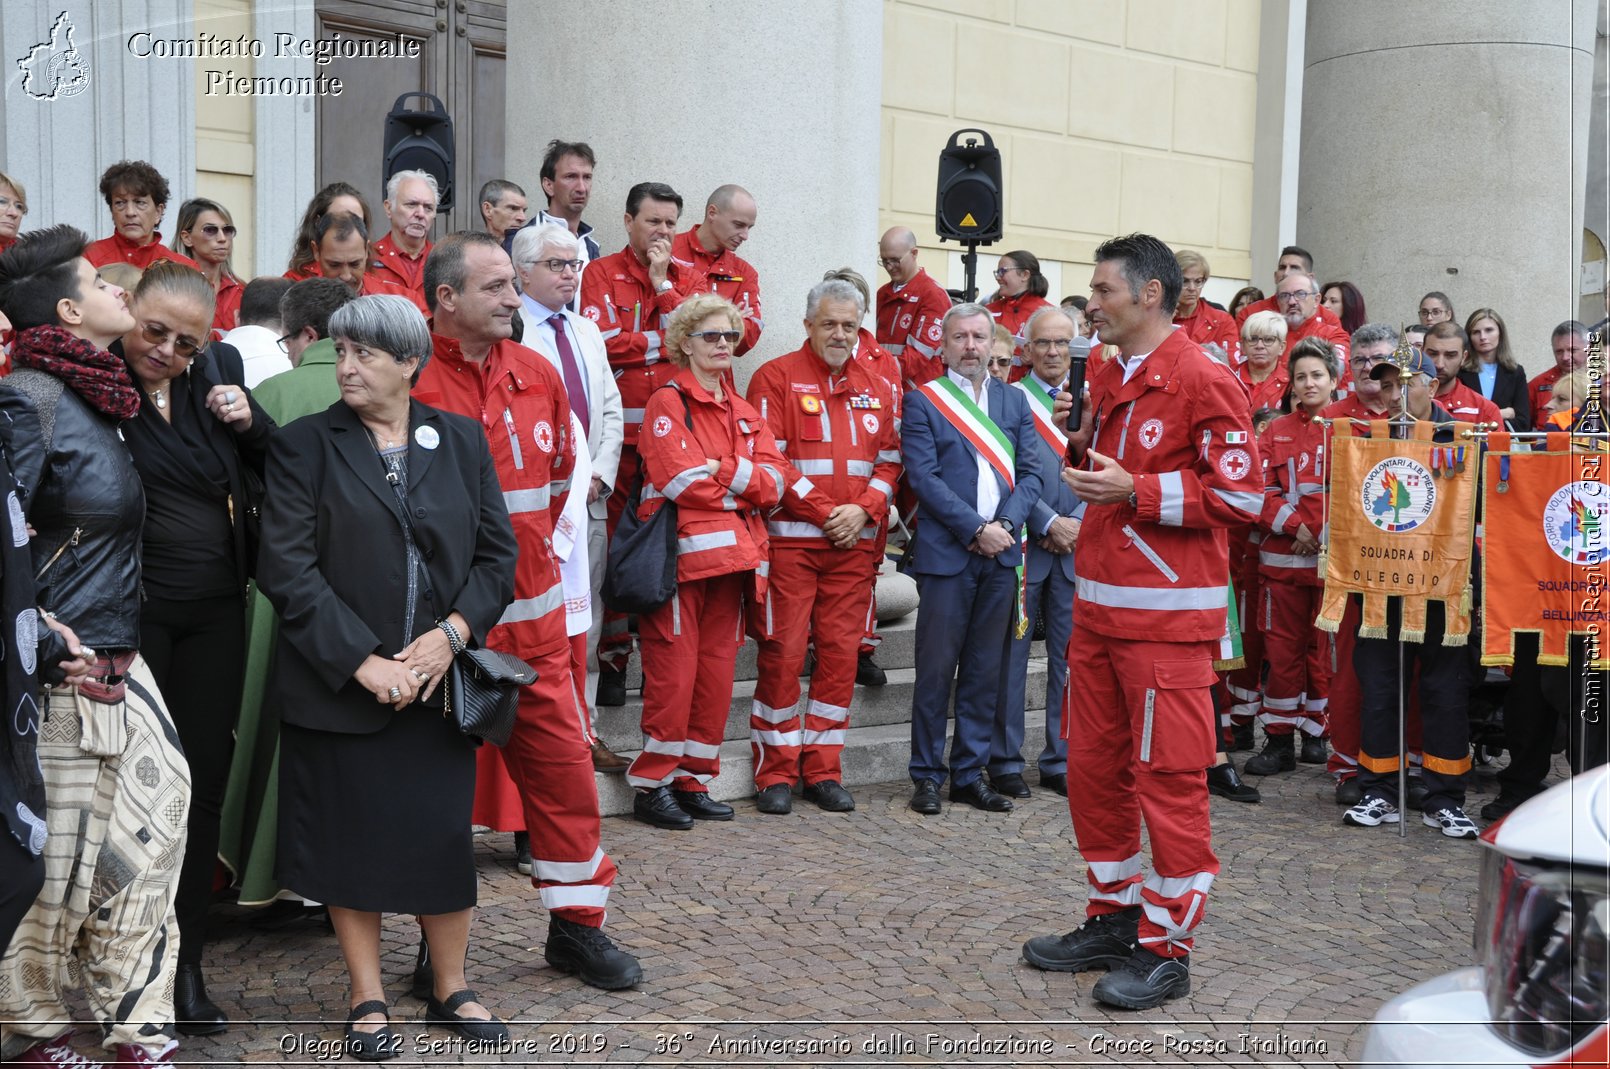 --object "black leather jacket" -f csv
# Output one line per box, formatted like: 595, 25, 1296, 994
0, 370, 145, 651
